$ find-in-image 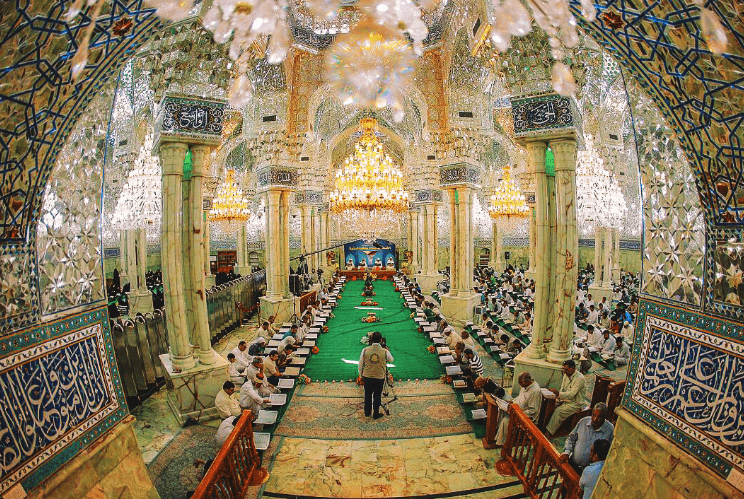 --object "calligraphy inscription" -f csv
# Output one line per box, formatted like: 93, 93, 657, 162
258, 167, 298, 188
439, 166, 480, 186
0, 322, 119, 493
631, 314, 744, 473
161, 98, 224, 136
512, 95, 574, 135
